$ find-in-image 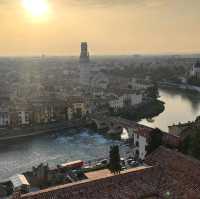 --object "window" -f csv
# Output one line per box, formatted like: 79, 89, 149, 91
25, 113, 29, 122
